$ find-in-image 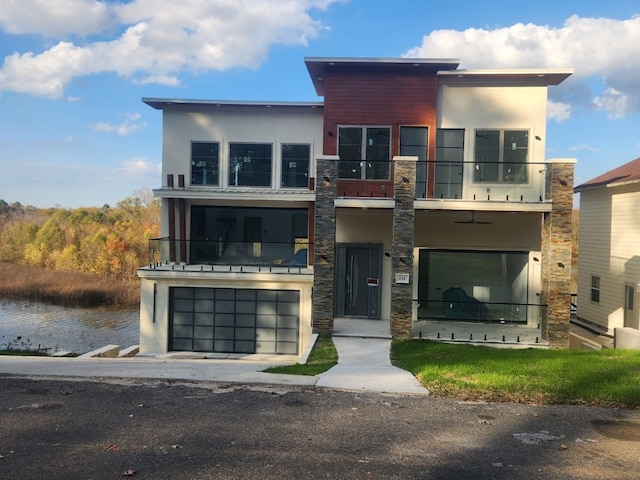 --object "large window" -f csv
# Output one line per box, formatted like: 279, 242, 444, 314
281, 144, 310, 188
338, 126, 390, 180
191, 142, 219, 186
190, 206, 308, 266
400, 126, 428, 198
435, 129, 465, 199
229, 143, 272, 187
474, 130, 528, 183
417, 250, 531, 323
